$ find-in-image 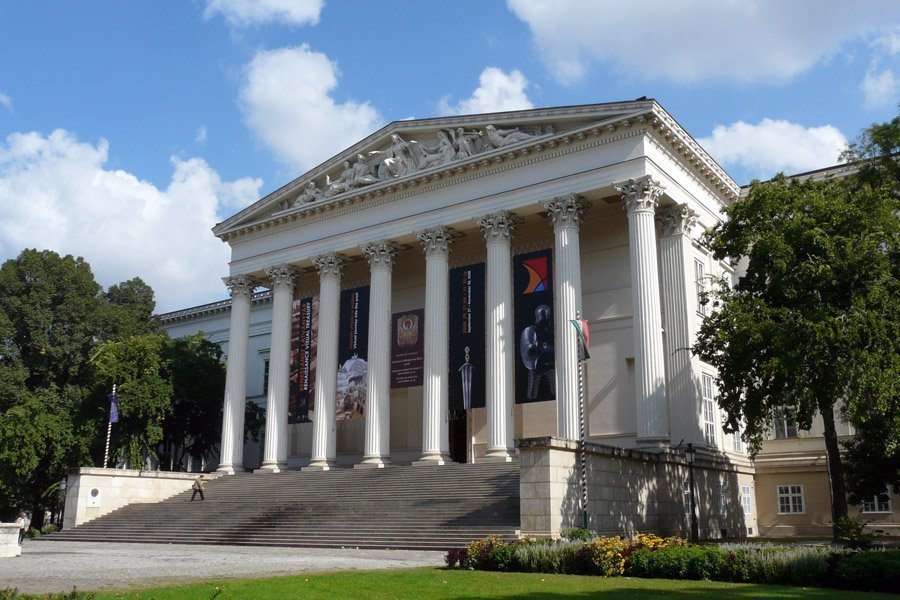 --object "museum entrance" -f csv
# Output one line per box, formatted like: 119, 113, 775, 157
448, 409, 468, 463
